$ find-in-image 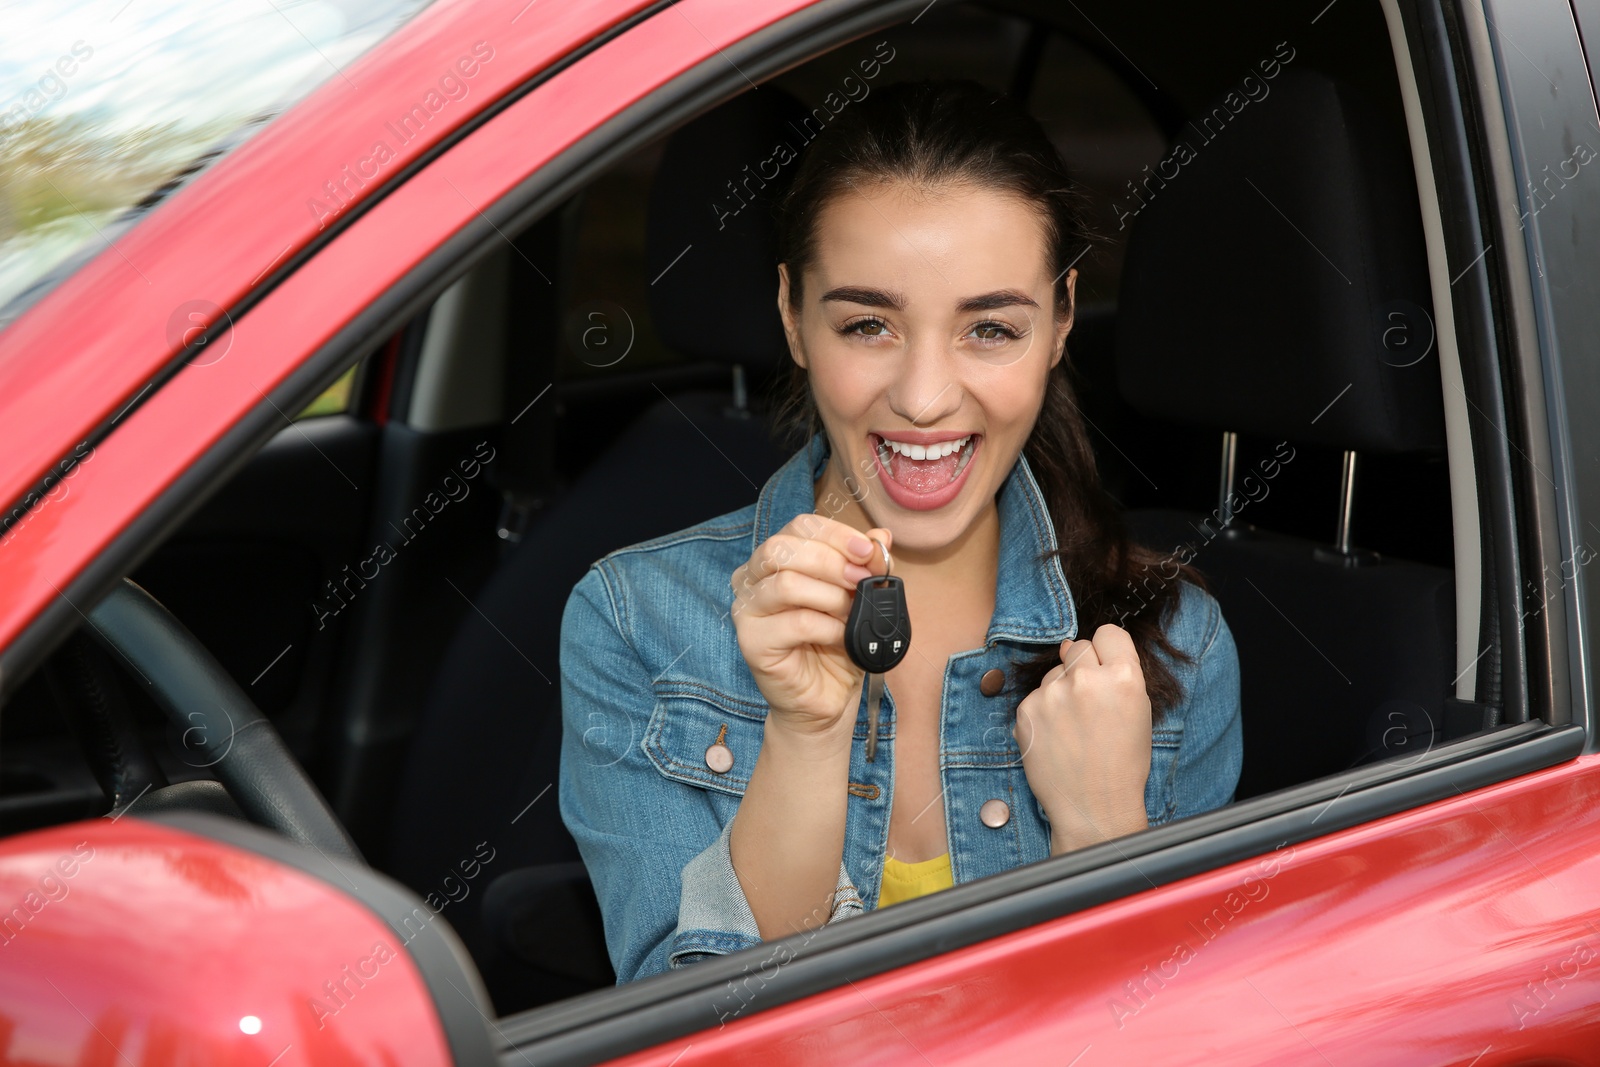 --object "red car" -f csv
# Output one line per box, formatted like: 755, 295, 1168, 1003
2, 0, 1599, 1062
